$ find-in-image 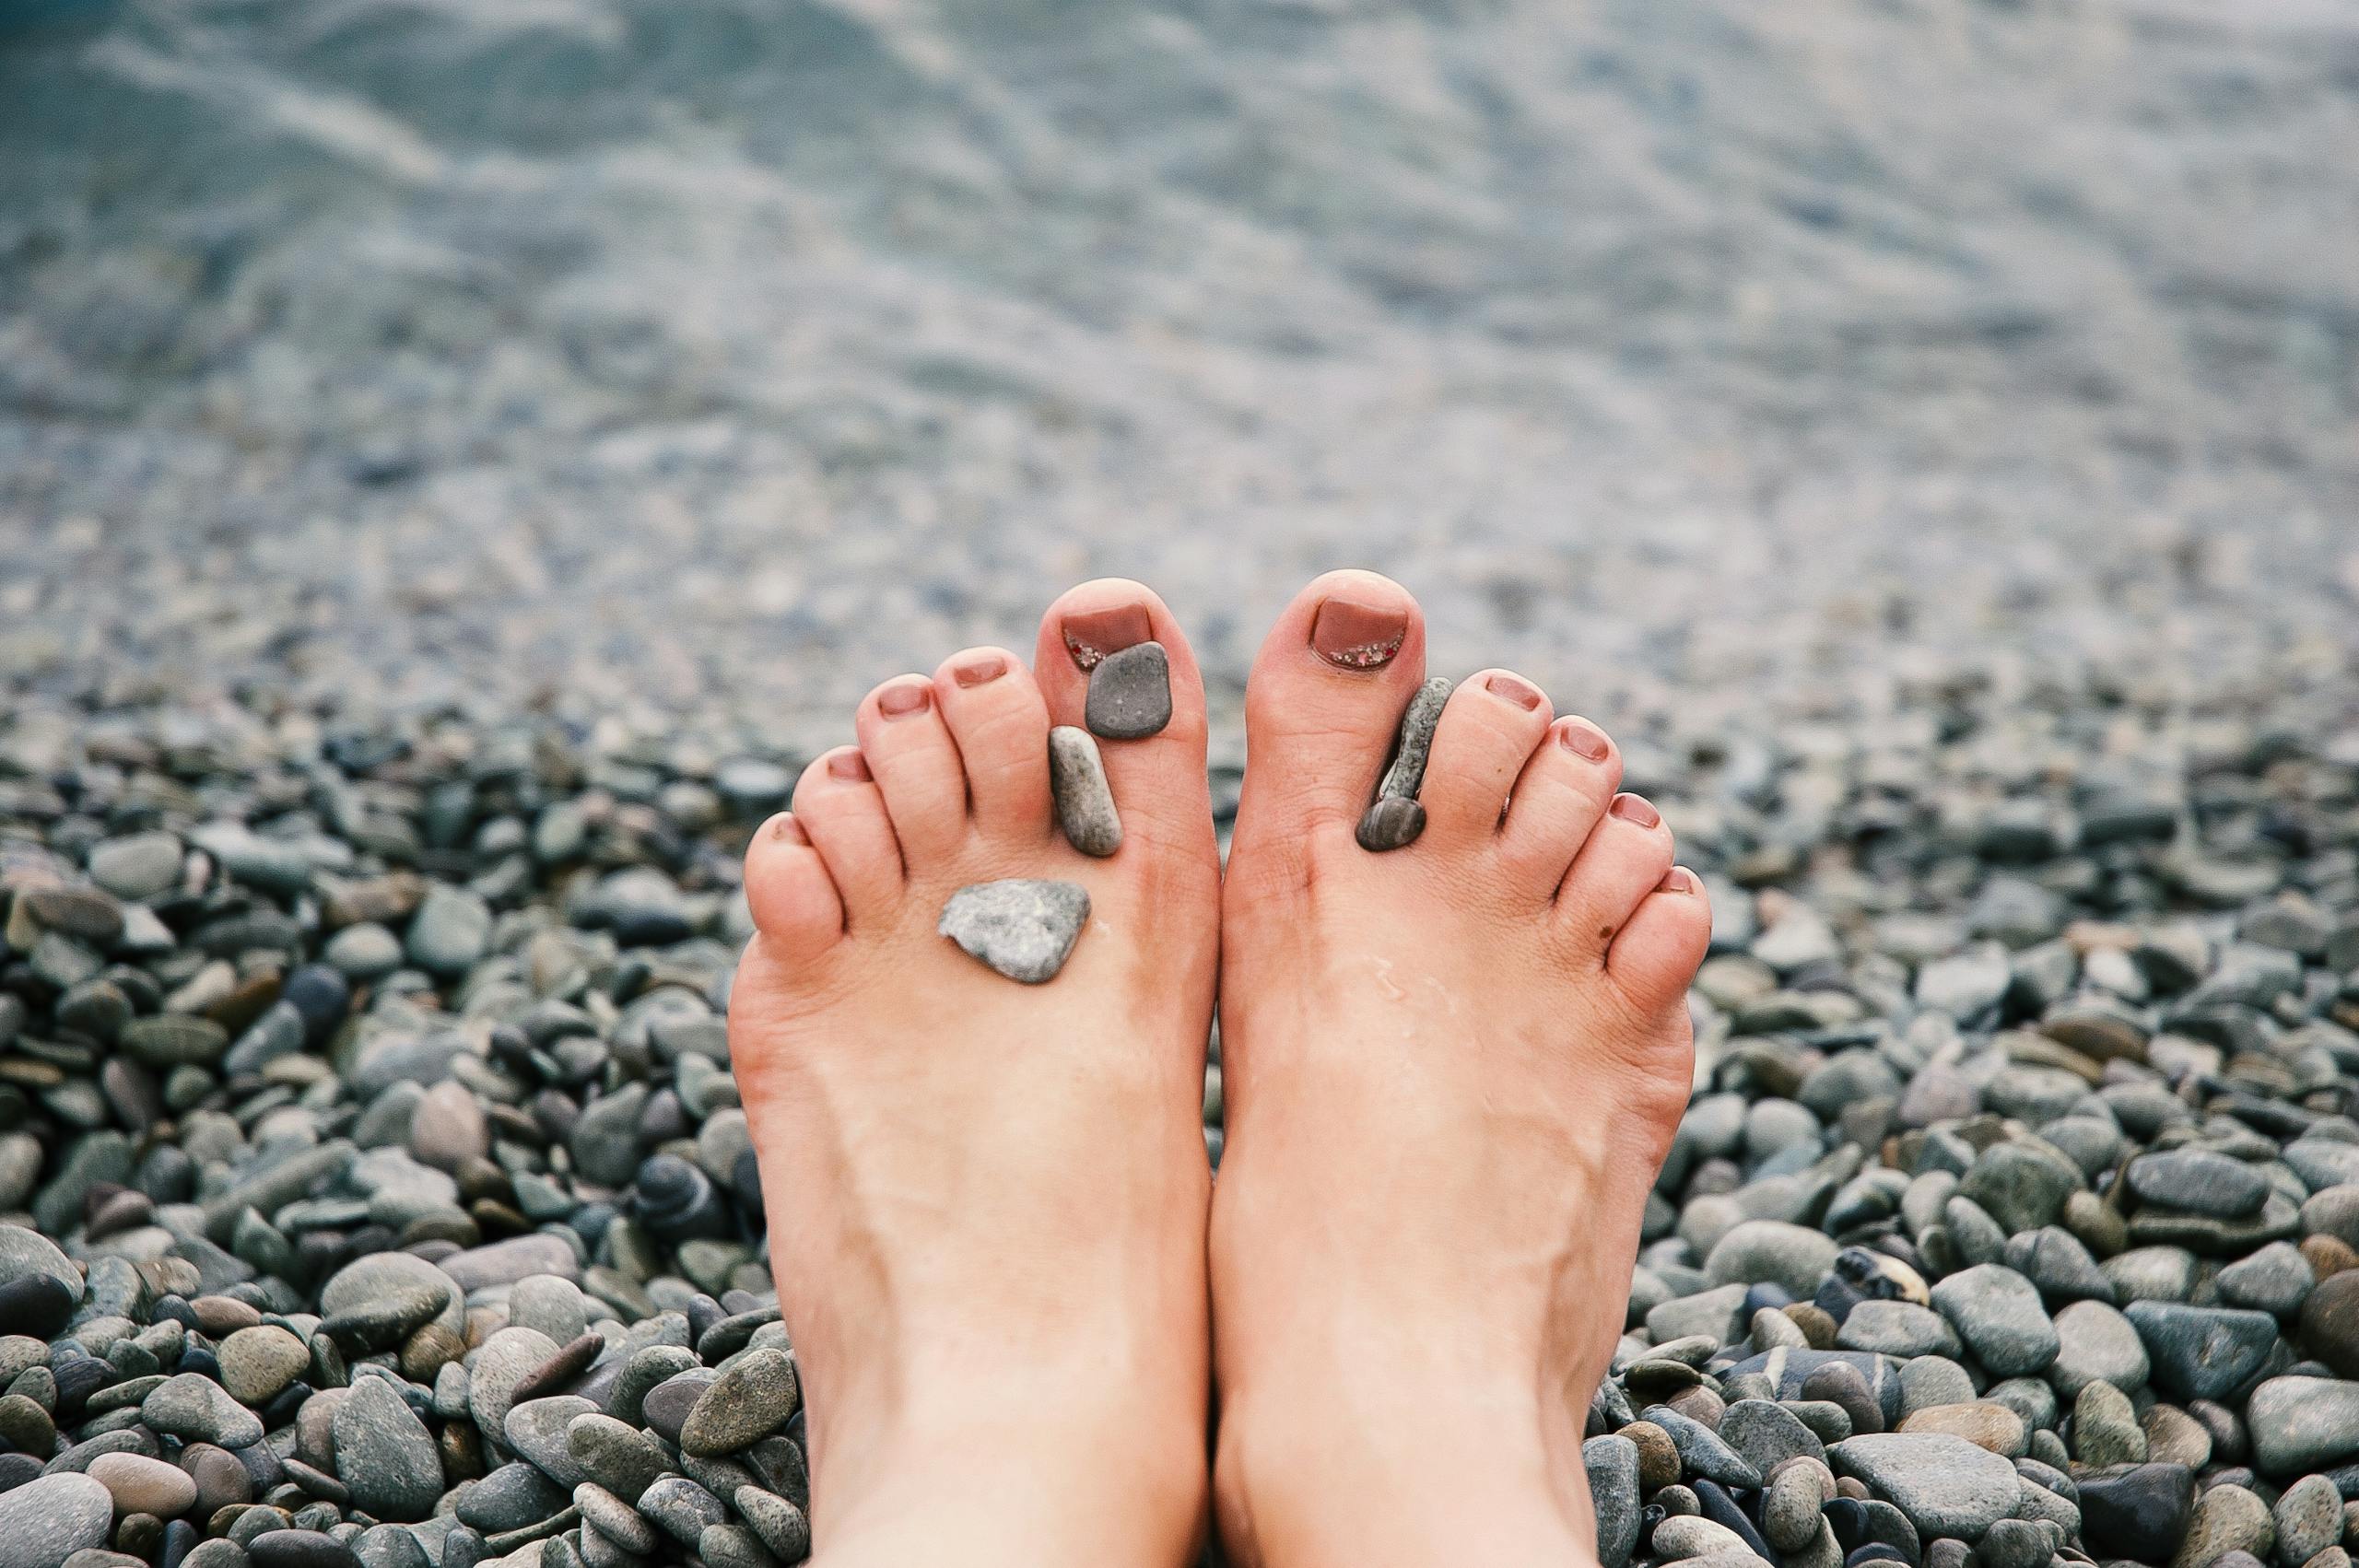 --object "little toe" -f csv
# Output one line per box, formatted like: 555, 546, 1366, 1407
1415, 669, 1555, 848
1606, 866, 1715, 1010
1233, 569, 1429, 848
1032, 579, 1214, 860
854, 674, 972, 870
1496, 716, 1623, 897
1555, 791, 1676, 955
741, 813, 847, 959
790, 747, 905, 928
932, 647, 1052, 843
